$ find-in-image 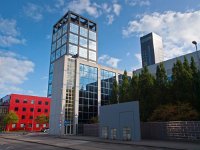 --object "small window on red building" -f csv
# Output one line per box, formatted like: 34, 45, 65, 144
38, 101, 42, 105
29, 124, 32, 128
30, 108, 34, 112
15, 99, 19, 103
45, 101, 49, 105
14, 107, 18, 111
37, 108, 41, 112
29, 116, 33, 119
22, 115, 25, 119
23, 100, 28, 103
22, 107, 26, 111
45, 109, 48, 113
